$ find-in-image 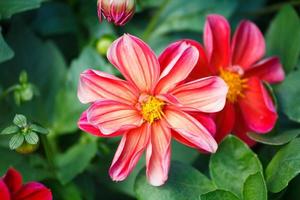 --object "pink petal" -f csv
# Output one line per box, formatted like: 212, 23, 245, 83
238, 77, 277, 133
155, 41, 199, 94
0, 180, 10, 200
170, 76, 228, 112
165, 107, 218, 152
245, 57, 285, 84
231, 20, 265, 70
87, 100, 143, 135
172, 112, 216, 149
109, 124, 150, 181
78, 111, 122, 137
107, 34, 160, 93
78, 69, 138, 104
146, 120, 171, 186
13, 182, 52, 200
213, 102, 235, 143
3, 168, 22, 194
204, 14, 231, 72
